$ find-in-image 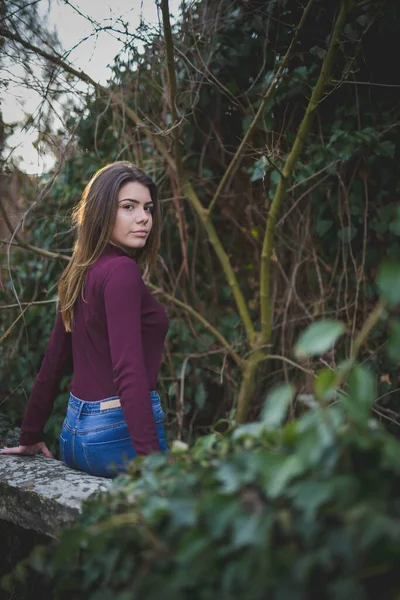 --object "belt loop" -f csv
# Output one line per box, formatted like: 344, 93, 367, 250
76, 400, 85, 421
